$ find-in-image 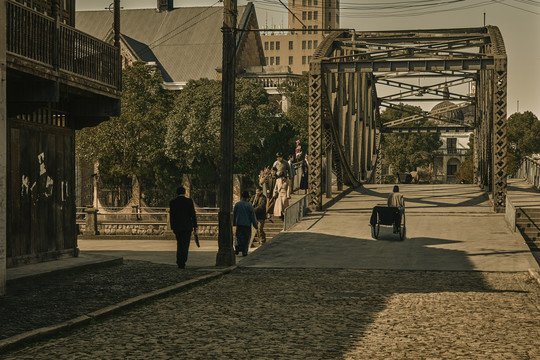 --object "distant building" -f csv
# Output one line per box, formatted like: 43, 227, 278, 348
261, 0, 340, 74
76, 0, 266, 90
431, 100, 475, 183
